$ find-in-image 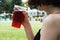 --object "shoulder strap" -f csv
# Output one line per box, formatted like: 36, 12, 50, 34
34, 29, 41, 40
57, 34, 60, 40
